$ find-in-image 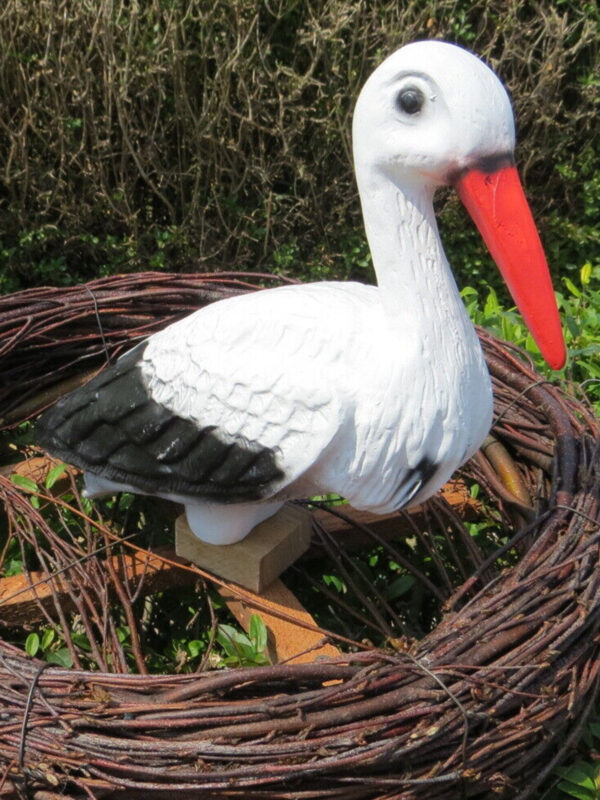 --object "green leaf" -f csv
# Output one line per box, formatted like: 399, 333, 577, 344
118, 492, 135, 511
46, 648, 74, 668
581, 262, 592, 285
555, 782, 595, 800
578, 360, 600, 378
10, 474, 38, 493
41, 629, 55, 651
383, 574, 415, 600
249, 652, 270, 666
216, 624, 251, 659
323, 574, 346, 593
25, 633, 40, 657
45, 462, 66, 489
71, 632, 92, 652
564, 277, 582, 298
215, 623, 269, 666
249, 614, 268, 653
483, 288, 500, 318
555, 763, 597, 791
187, 640, 204, 659
4, 559, 24, 576
116, 626, 130, 644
